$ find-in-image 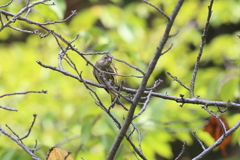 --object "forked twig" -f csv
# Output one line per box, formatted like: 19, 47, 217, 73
19, 114, 38, 140
107, 1, 185, 159
201, 106, 227, 136
161, 43, 173, 55
192, 121, 240, 160
133, 90, 152, 119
